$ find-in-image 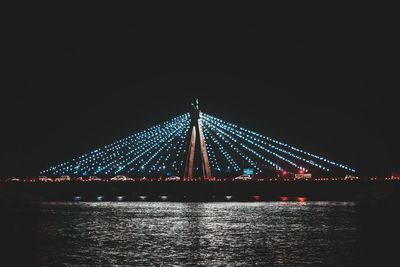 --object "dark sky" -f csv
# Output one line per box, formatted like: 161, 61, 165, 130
1, 3, 399, 177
